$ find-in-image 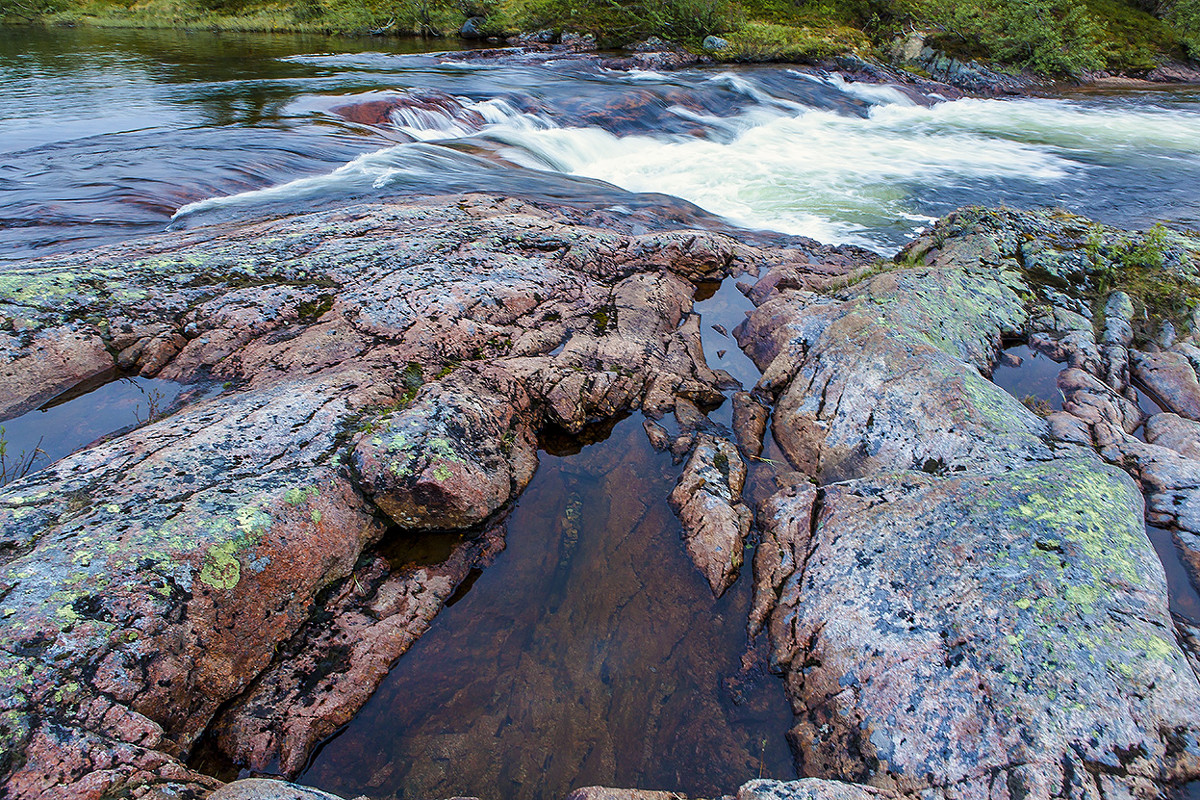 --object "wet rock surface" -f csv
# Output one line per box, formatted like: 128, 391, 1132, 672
210, 779, 352, 799
208, 777, 897, 800
668, 433, 751, 596
0, 193, 862, 798
1133, 350, 1200, 420
209, 525, 506, 776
